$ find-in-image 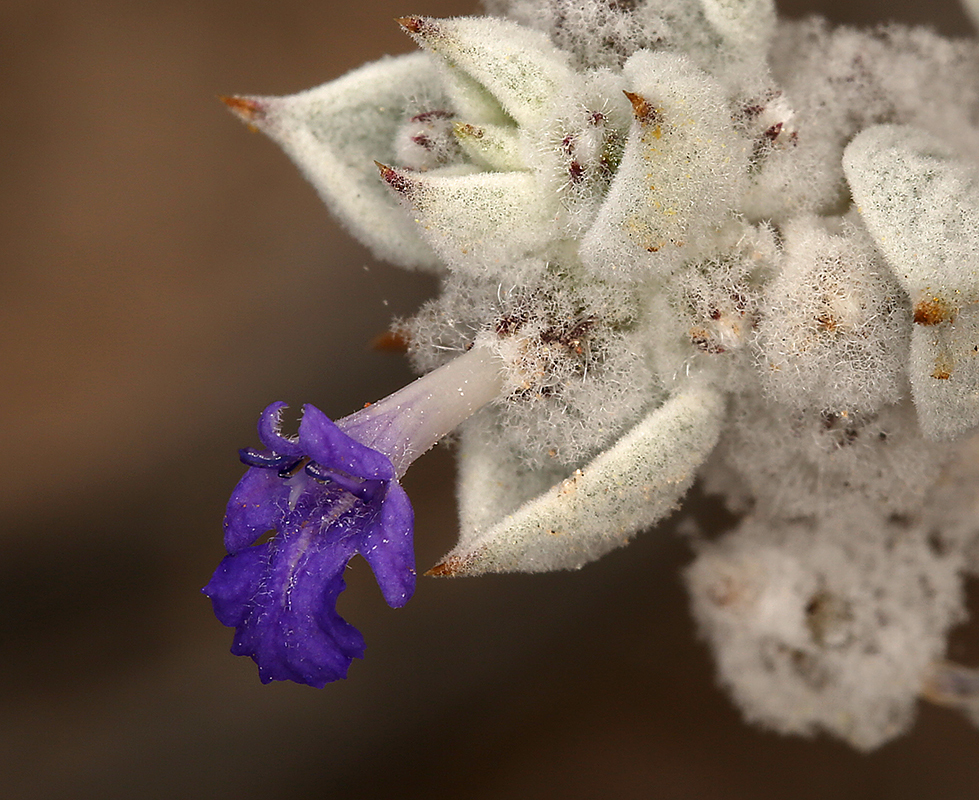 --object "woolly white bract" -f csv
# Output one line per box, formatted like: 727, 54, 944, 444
224, 0, 979, 749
